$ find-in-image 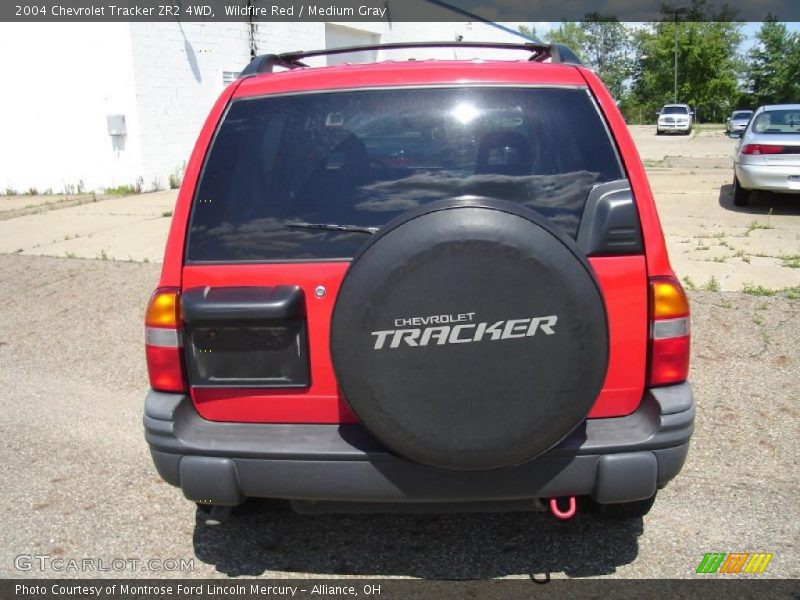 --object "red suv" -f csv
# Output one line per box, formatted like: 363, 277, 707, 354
144, 42, 693, 522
